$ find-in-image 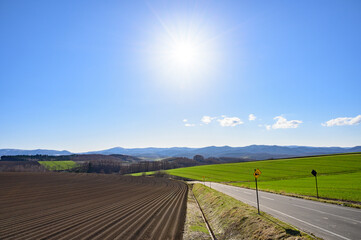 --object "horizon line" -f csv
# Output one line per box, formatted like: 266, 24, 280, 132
1, 144, 360, 153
